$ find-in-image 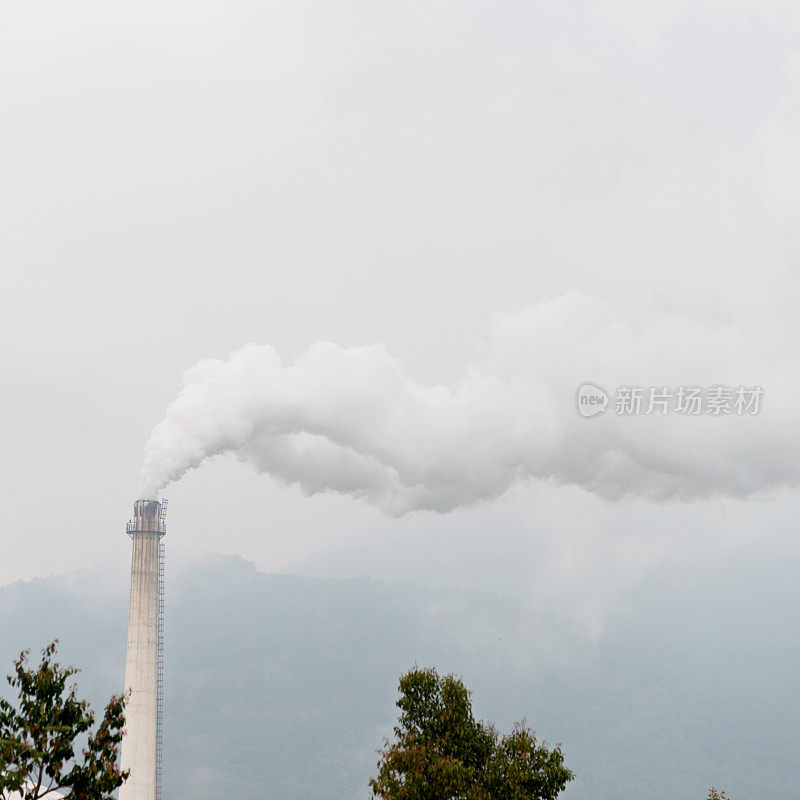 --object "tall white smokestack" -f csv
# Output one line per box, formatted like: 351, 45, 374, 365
120, 499, 166, 800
